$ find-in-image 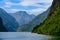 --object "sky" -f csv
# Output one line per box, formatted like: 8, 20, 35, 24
0, 0, 53, 15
